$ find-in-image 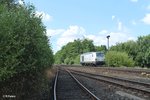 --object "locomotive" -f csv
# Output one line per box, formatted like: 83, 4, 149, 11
80, 52, 105, 66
